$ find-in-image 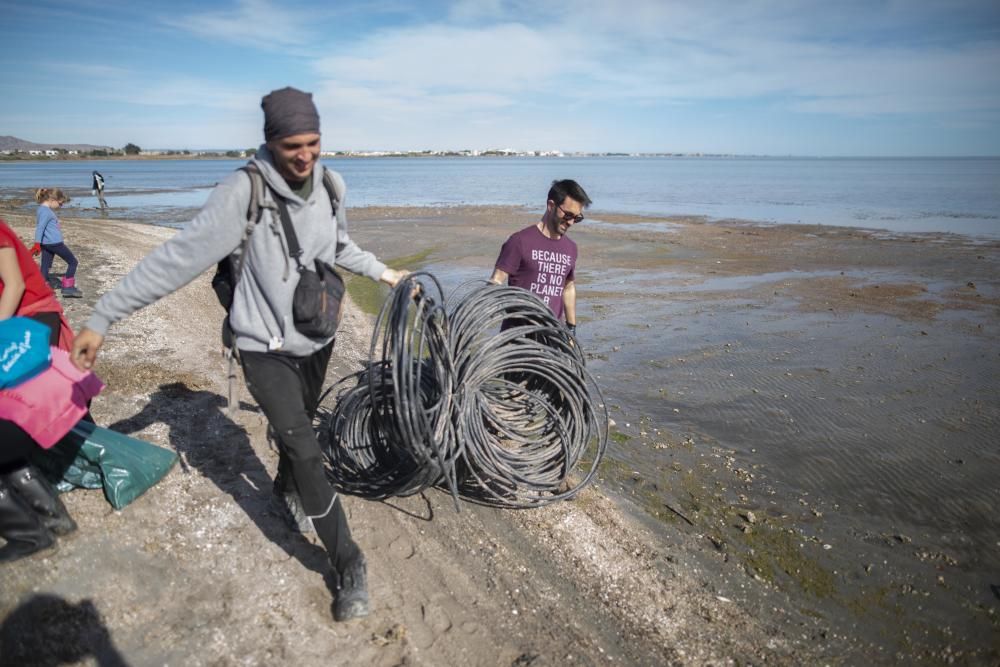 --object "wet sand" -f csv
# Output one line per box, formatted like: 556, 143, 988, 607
0, 203, 998, 664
